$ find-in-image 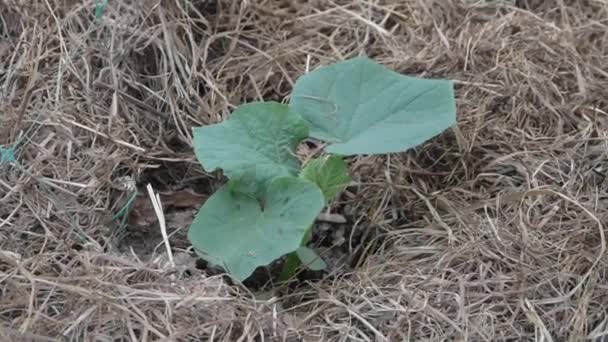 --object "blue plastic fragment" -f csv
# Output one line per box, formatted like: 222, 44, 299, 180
0, 146, 16, 165
95, 0, 109, 22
